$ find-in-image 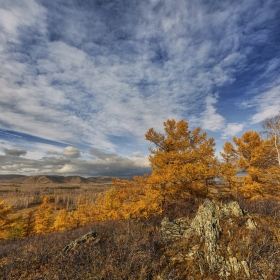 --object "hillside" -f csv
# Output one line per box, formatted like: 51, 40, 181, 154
0, 175, 114, 209
0, 175, 26, 181
0, 197, 279, 279
3, 175, 112, 184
